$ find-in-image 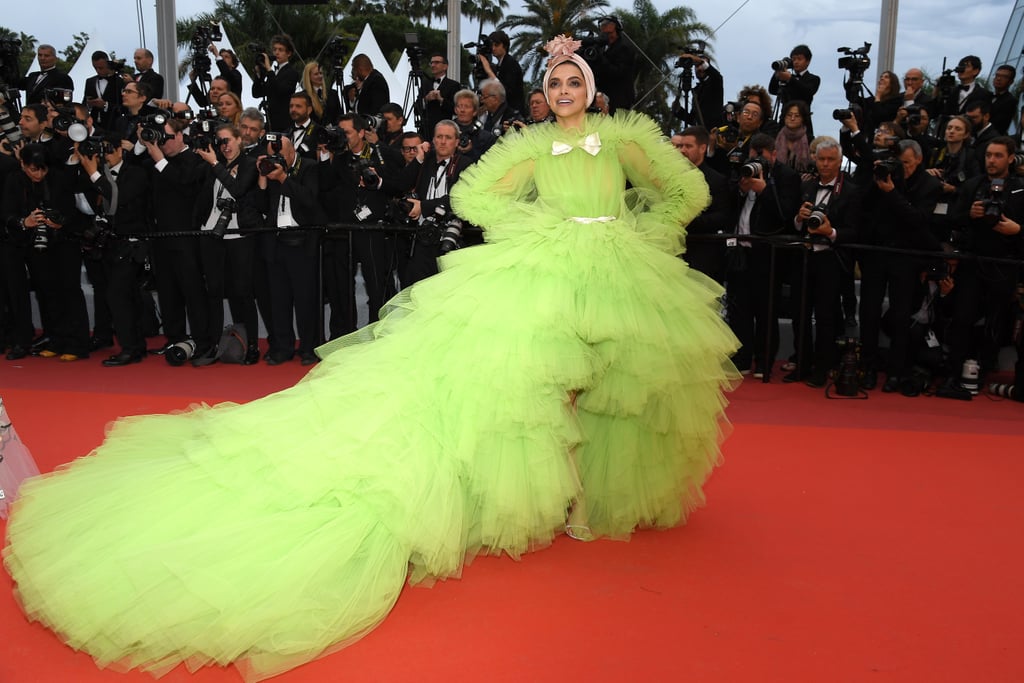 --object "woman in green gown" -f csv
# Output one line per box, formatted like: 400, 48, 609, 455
3, 36, 738, 681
